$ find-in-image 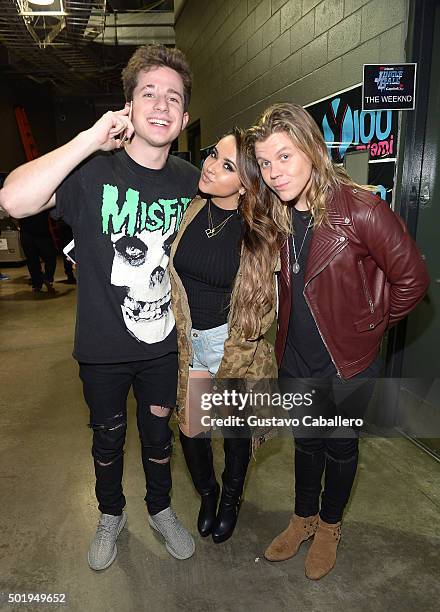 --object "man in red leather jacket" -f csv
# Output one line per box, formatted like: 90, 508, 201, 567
276, 182, 429, 379
247, 102, 429, 580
